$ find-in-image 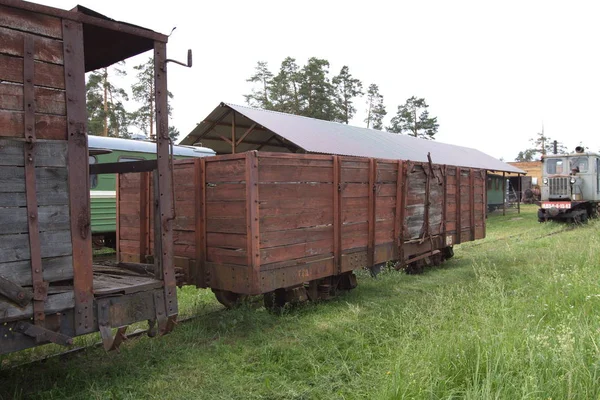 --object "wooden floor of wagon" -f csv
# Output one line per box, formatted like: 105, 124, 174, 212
92, 265, 162, 297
